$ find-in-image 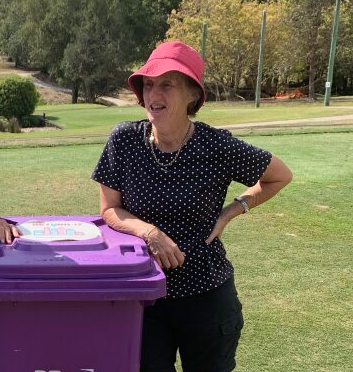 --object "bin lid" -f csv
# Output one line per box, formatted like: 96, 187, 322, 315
0, 216, 155, 279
